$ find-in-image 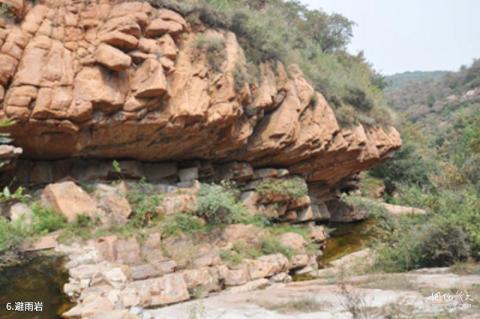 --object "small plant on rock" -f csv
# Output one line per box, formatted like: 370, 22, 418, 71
195, 183, 250, 225
161, 213, 208, 237
31, 203, 66, 235
60, 214, 97, 242
257, 177, 308, 201
127, 181, 162, 228
0, 3, 14, 18
193, 33, 227, 73
0, 186, 29, 204
0, 217, 23, 253
260, 235, 295, 259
